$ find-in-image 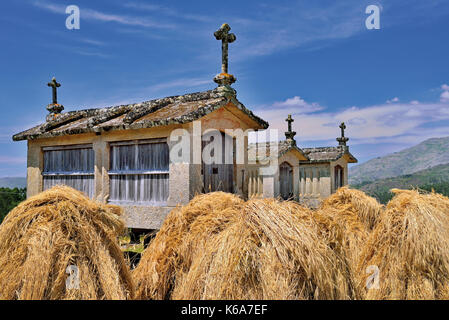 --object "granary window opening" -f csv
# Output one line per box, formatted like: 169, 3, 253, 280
42, 144, 95, 198
279, 161, 293, 200
334, 165, 344, 190
109, 139, 169, 205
